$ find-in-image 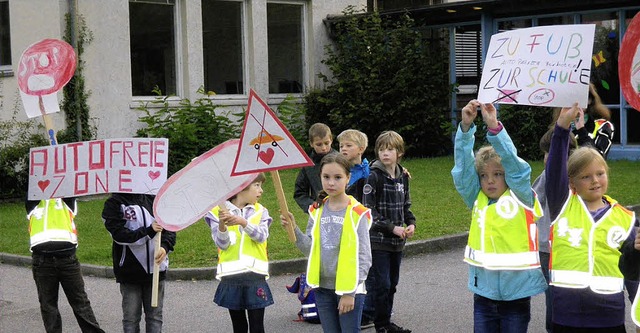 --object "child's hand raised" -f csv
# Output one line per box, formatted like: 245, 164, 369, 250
557, 103, 581, 129
480, 103, 499, 130
461, 100, 481, 132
